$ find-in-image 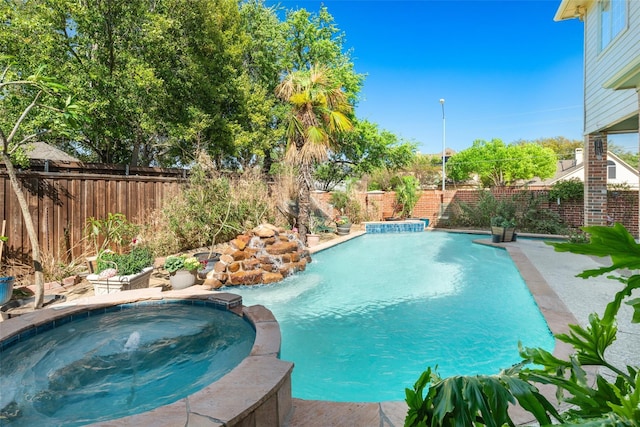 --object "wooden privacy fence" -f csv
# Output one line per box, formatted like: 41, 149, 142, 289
1, 161, 185, 261
3, 160, 640, 265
